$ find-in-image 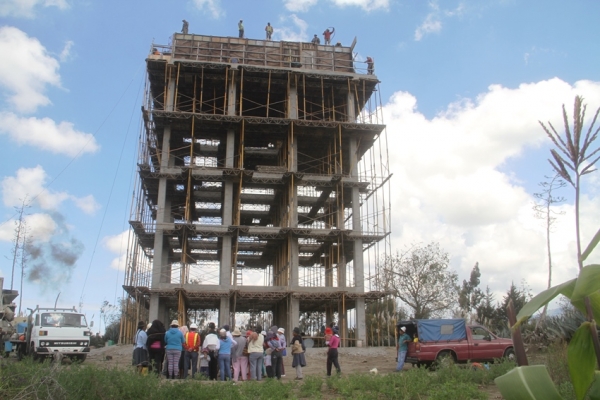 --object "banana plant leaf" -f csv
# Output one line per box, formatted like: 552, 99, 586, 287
494, 365, 563, 400
515, 279, 576, 327
571, 264, 600, 303
588, 371, 600, 400
568, 322, 596, 400
582, 227, 600, 262
571, 291, 600, 322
